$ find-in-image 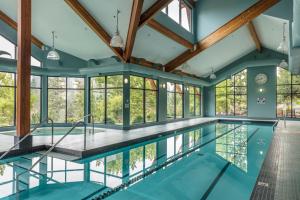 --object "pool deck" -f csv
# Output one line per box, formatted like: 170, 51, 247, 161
0, 117, 219, 158
251, 120, 300, 200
